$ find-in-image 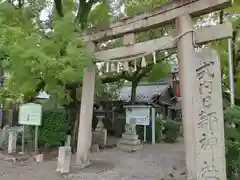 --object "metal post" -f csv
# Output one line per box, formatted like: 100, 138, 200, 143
21, 125, 25, 153
35, 125, 38, 152
228, 38, 235, 106
143, 125, 146, 143
151, 107, 156, 144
